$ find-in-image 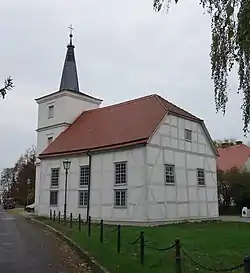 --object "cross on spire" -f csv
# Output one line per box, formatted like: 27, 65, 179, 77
59, 25, 79, 92
68, 24, 74, 45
